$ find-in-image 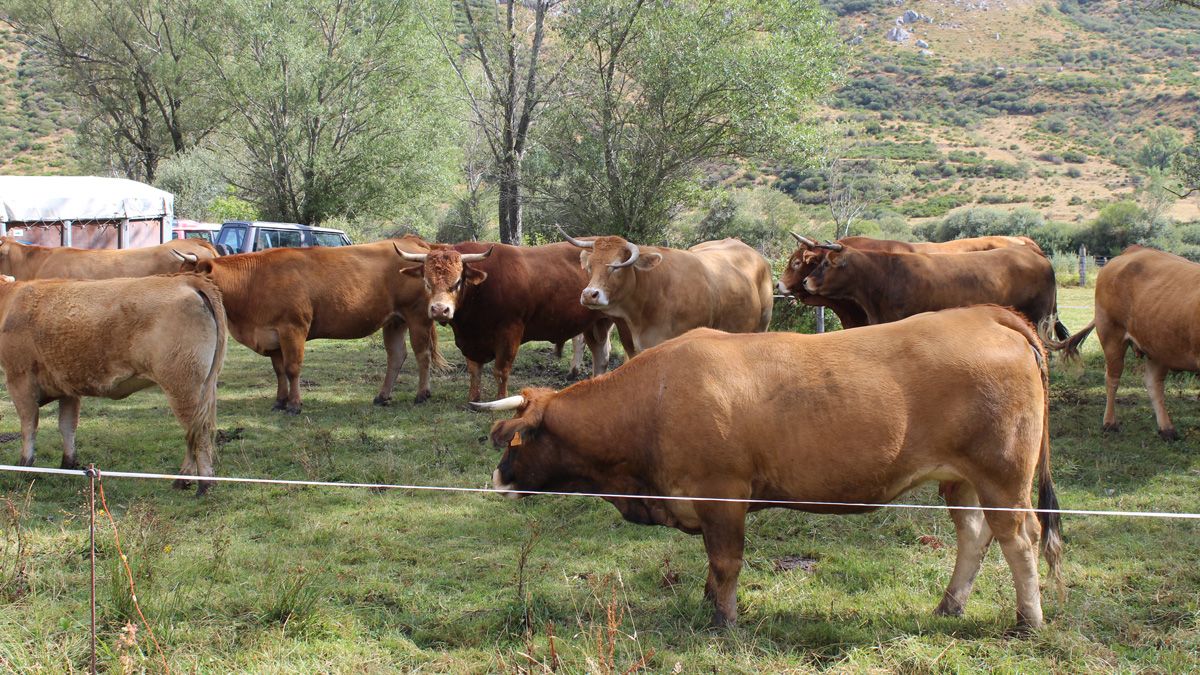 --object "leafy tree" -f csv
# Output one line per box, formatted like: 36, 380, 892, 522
203, 0, 456, 224
1134, 128, 1184, 171
3, 0, 223, 181
544, 0, 839, 243
1169, 138, 1200, 198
